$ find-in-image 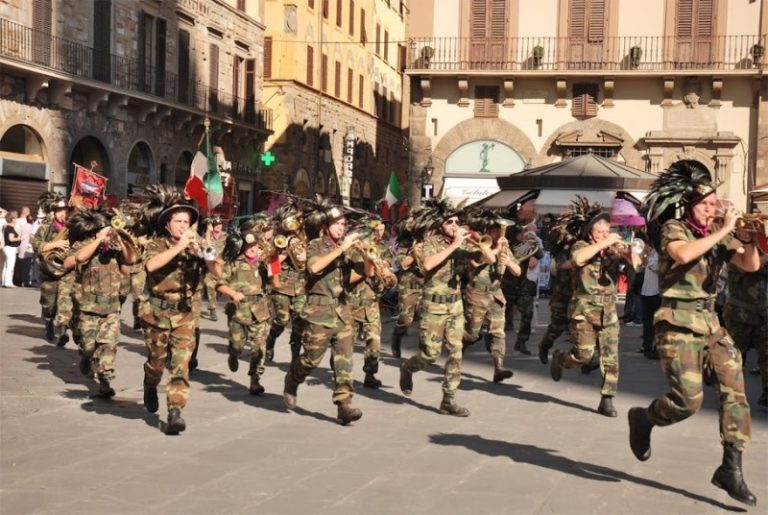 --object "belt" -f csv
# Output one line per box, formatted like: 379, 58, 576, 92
80, 292, 119, 304
424, 293, 460, 304
242, 294, 264, 302
662, 298, 716, 312
149, 296, 192, 313
306, 295, 339, 306
469, 284, 499, 293
281, 269, 302, 278
590, 294, 616, 304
